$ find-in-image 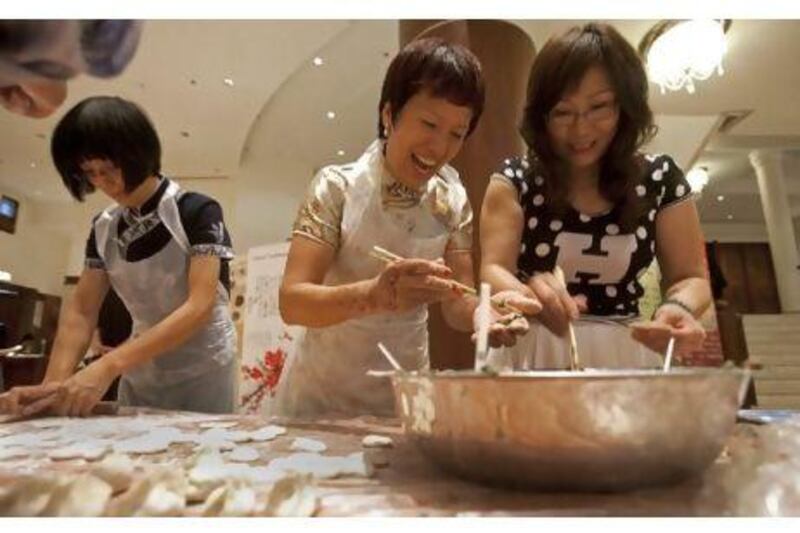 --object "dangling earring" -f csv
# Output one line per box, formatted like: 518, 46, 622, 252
383, 125, 389, 138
